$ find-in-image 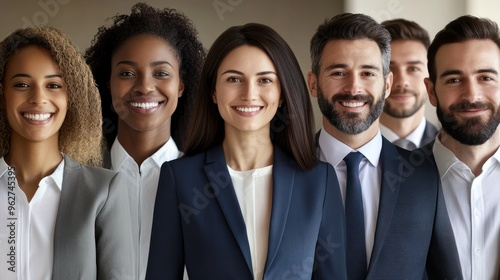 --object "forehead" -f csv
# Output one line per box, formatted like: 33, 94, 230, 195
390, 40, 427, 62
112, 34, 178, 62
218, 45, 275, 72
6, 45, 58, 73
320, 39, 383, 69
435, 39, 500, 73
